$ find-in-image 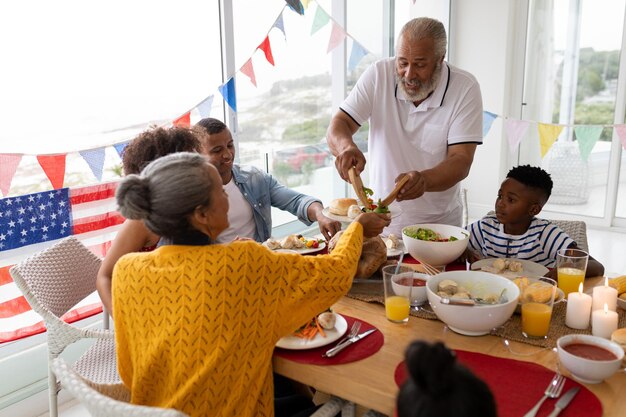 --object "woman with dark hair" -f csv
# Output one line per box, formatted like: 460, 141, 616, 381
112, 152, 390, 417
397, 341, 497, 417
